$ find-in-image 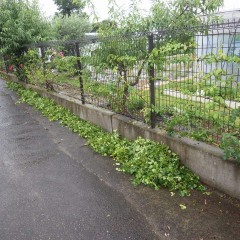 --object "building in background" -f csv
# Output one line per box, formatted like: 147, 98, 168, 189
196, 9, 240, 82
